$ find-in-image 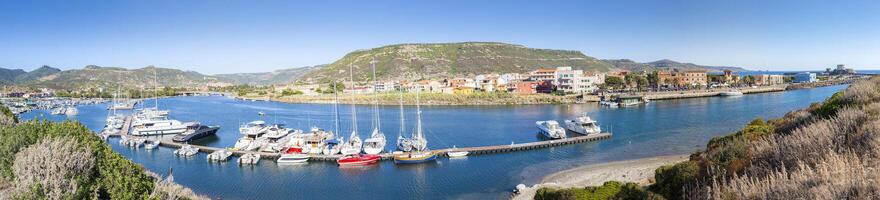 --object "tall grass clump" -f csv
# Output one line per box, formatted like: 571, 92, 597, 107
648, 76, 880, 200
